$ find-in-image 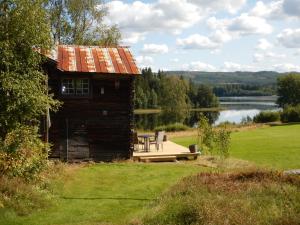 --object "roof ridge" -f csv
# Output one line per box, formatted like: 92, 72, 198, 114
56, 44, 131, 48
